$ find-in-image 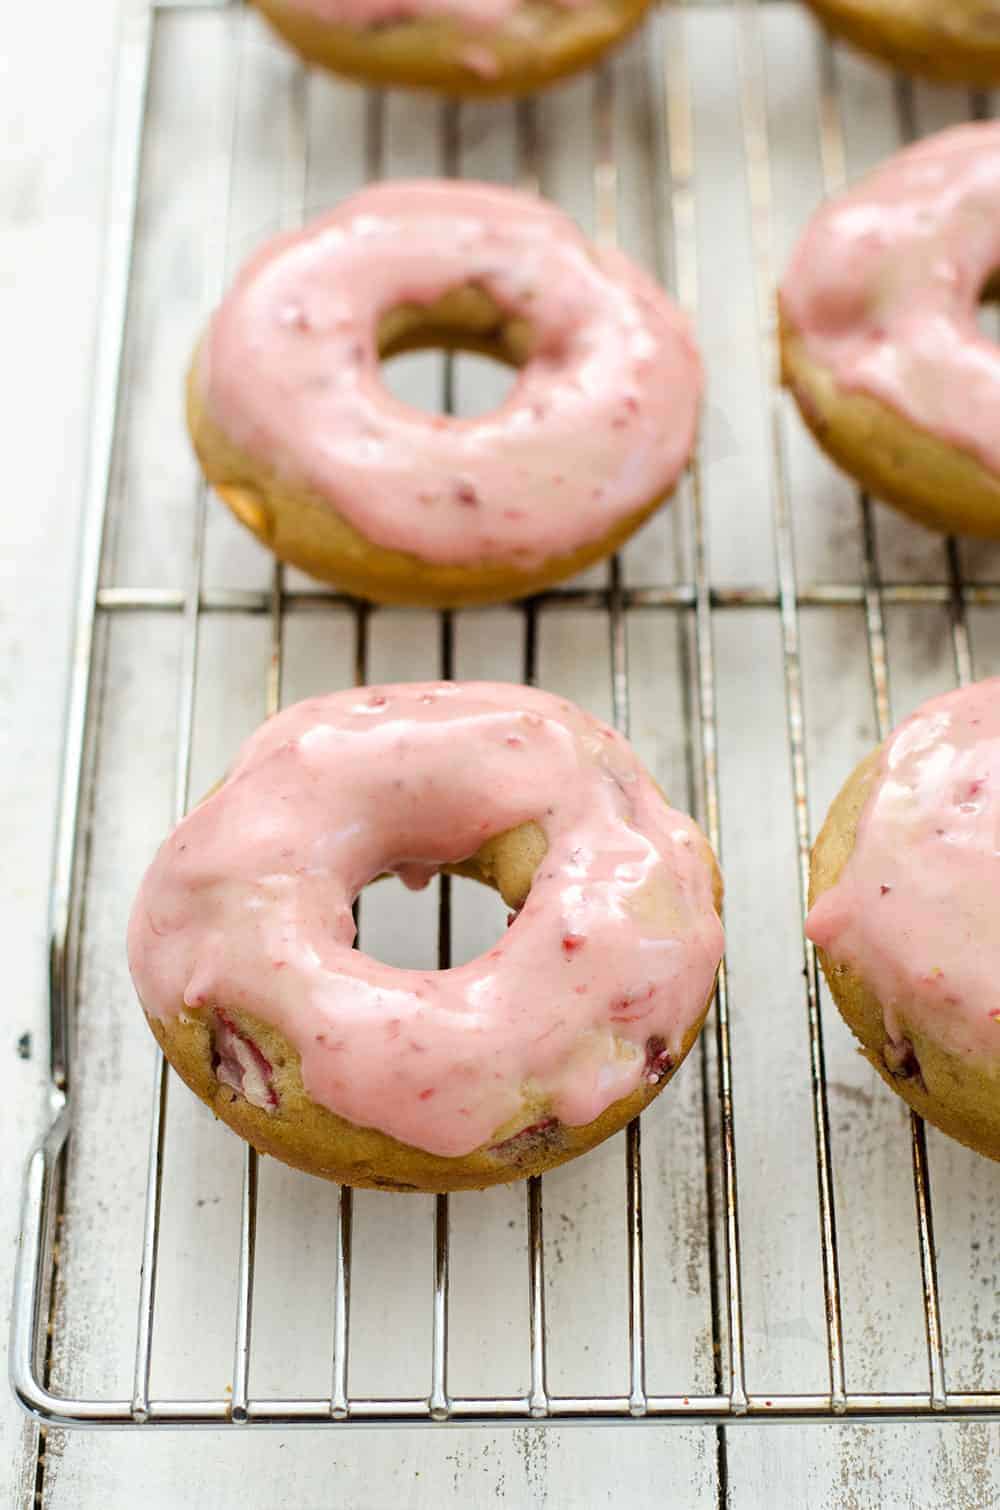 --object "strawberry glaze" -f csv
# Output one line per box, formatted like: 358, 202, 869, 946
198, 180, 701, 568
128, 682, 723, 1157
